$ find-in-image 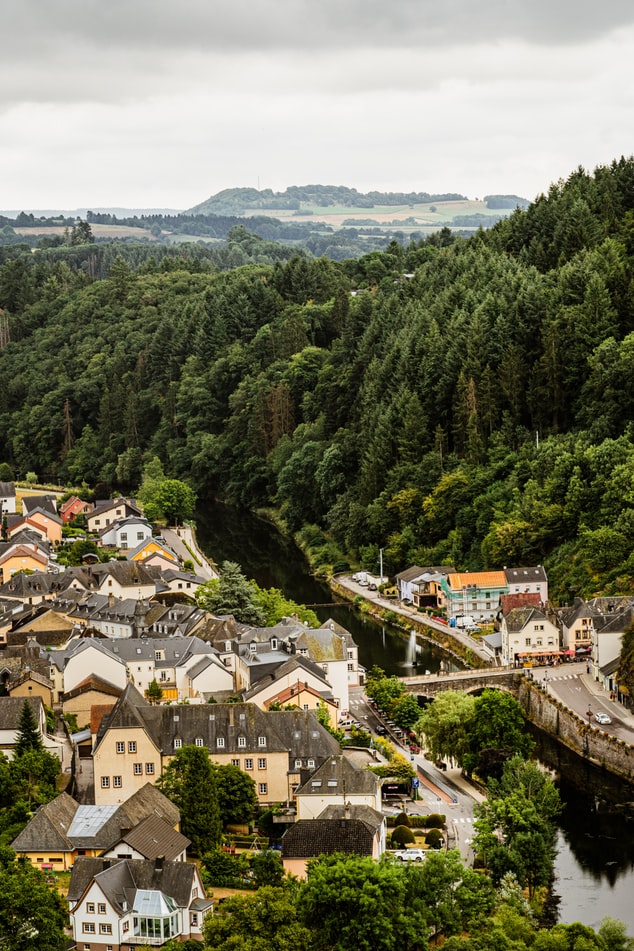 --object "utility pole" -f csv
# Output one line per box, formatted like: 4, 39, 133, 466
379, 548, 384, 585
